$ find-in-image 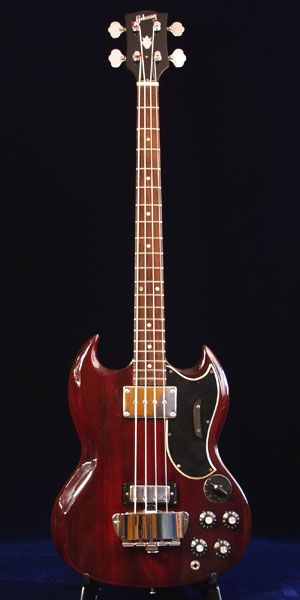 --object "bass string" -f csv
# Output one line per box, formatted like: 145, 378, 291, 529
154, 64, 168, 513
133, 56, 143, 515
149, 23, 158, 513
137, 26, 148, 513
